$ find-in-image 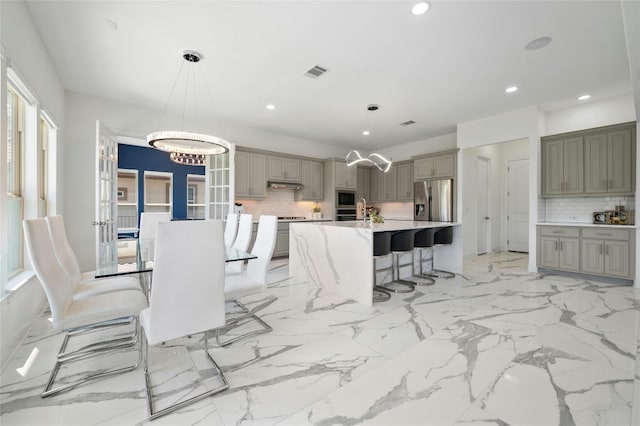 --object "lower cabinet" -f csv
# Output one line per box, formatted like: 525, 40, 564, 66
274, 228, 290, 257
539, 236, 580, 271
580, 229, 631, 278
537, 226, 634, 279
